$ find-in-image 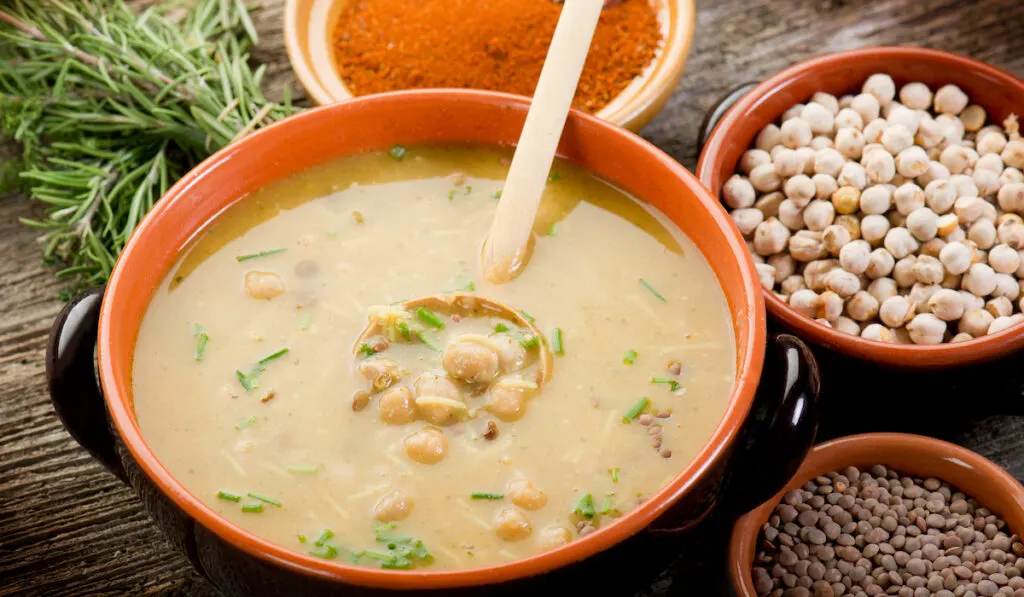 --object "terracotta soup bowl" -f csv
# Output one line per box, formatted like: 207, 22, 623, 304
697, 47, 1024, 370
48, 90, 820, 595
729, 433, 1024, 597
